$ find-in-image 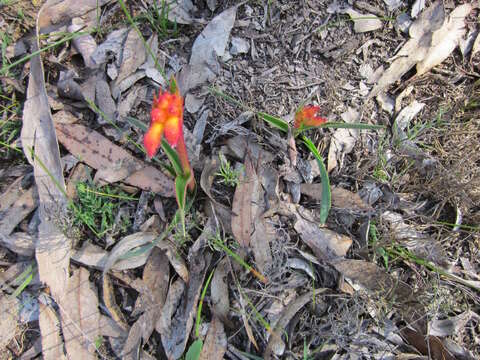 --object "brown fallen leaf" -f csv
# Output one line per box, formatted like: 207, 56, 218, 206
38, 299, 66, 360
416, 4, 472, 76
401, 327, 455, 360
103, 274, 129, 332
294, 216, 352, 261
231, 153, 260, 247
0, 186, 37, 236
22, 2, 74, 358
0, 232, 35, 257
159, 235, 212, 359
368, 1, 444, 98
156, 278, 185, 336
55, 123, 174, 197
61, 267, 101, 360
0, 175, 32, 212
115, 28, 147, 84
210, 258, 230, 325
122, 248, 169, 357
300, 184, 372, 212
39, 0, 111, 29
199, 316, 227, 360
0, 294, 19, 351
264, 290, 327, 358
66, 162, 89, 199
332, 259, 413, 303
68, 17, 97, 69
251, 215, 274, 274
